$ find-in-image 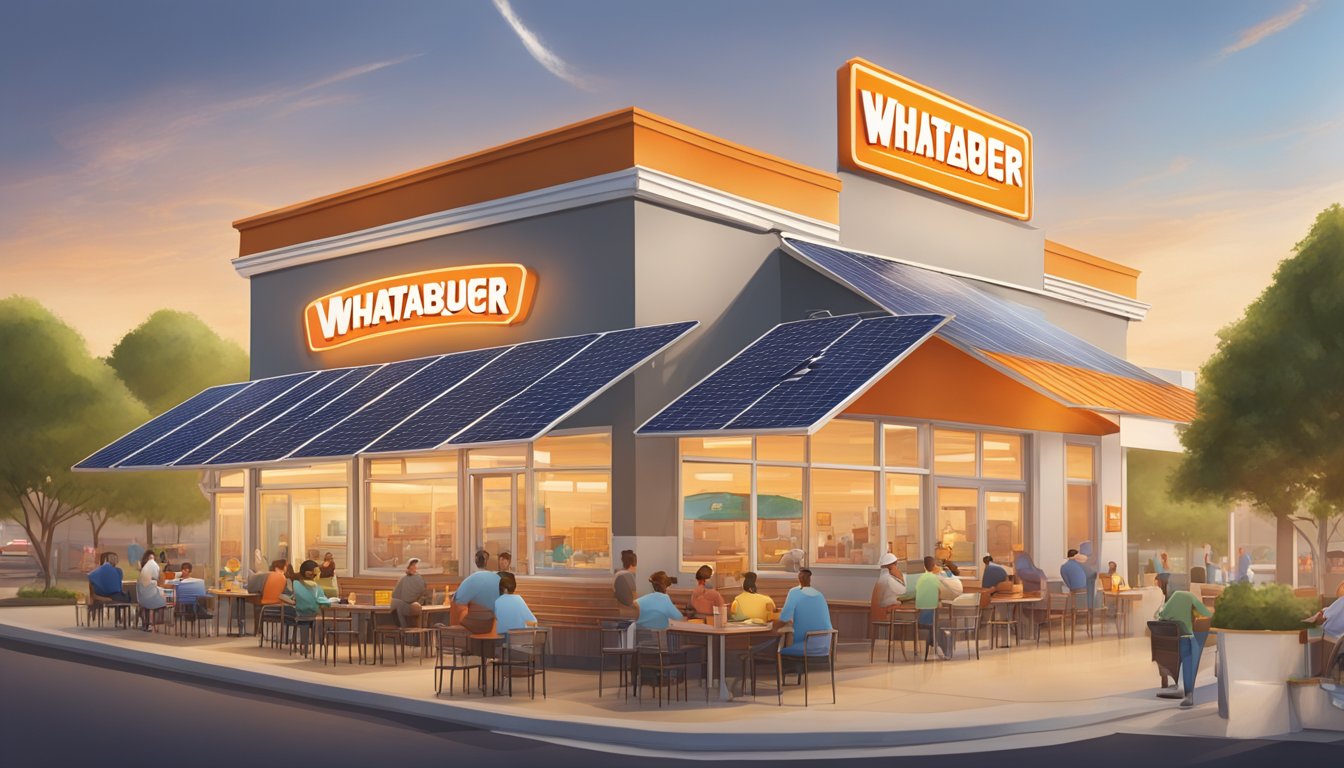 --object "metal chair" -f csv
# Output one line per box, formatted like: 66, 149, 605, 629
983, 592, 1018, 648
635, 628, 691, 707
870, 603, 919, 663
433, 625, 476, 695
490, 628, 548, 699
1030, 589, 1069, 647
321, 612, 364, 666
598, 619, 636, 697
942, 596, 983, 660
1066, 587, 1093, 642
742, 629, 787, 706
257, 604, 284, 648
373, 612, 407, 665
789, 629, 839, 706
